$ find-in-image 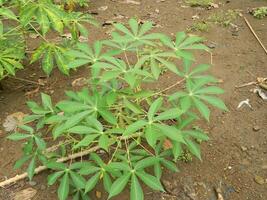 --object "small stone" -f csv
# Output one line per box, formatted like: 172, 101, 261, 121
95, 191, 102, 199
241, 146, 248, 151
232, 32, 239, 36
207, 43, 216, 49
254, 175, 265, 185
29, 181, 37, 186
40, 185, 46, 190
261, 165, 267, 170
253, 125, 260, 132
